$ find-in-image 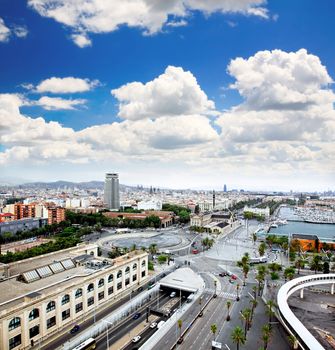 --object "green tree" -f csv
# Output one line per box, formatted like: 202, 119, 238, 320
177, 319, 183, 340
211, 323, 217, 340
266, 300, 276, 326
231, 326, 245, 350
226, 300, 232, 321
284, 266, 295, 281
323, 261, 330, 274
157, 255, 168, 264
310, 254, 323, 273
262, 324, 272, 350
241, 308, 252, 334
148, 261, 154, 271
259, 242, 266, 257
149, 244, 158, 255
